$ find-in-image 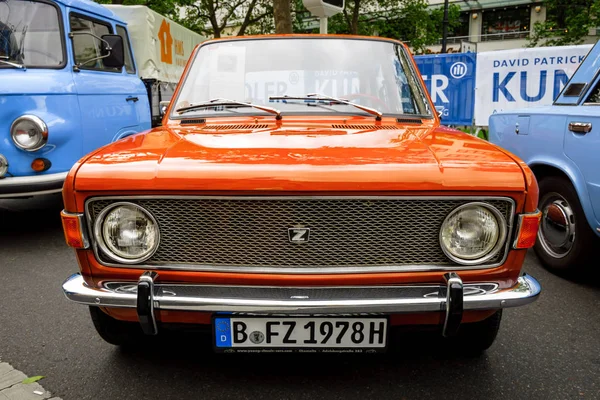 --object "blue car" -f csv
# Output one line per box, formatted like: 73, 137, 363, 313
0, 0, 151, 199
490, 41, 600, 273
